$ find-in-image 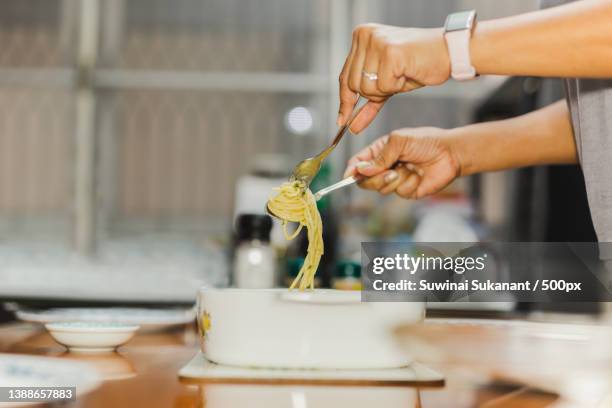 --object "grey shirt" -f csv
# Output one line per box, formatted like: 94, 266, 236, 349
565, 78, 612, 244
542, 0, 612, 245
